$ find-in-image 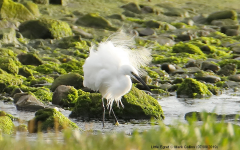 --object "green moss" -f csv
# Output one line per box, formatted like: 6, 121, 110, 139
16, 124, 28, 132
36, 62, 66, 74
207, 10, 238, 23
70, 87, 164, 120
0, 72, 23, 92
61, 87, 78, 107
0, 0, 34, 21
151, 89, 169, 96
172, 42, 205, 55
76, 13, 117, 31
0, 57, 19, 74
29, 76, 54, 86
218, 60, 240, 69
59, 60, 84, 73
171, 22, 193, 29
206, 84, 222, 95
177, 78, 212, 98
57, 36, 89, 49
144, 67, 160, 78
33, 87, 52, 102
126, 17, 145, 24
0, 48, 16, 57
28, 108, 79, 133
22, 1, 40, 17
0, 111, 17, 121
0, 116, 15, 135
